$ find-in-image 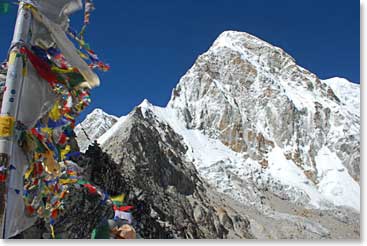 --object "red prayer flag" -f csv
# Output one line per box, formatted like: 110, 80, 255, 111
0, 173, 6, 183
84, 183, 97, 194
20, 47, 59, 85
113, 205, 134, 212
